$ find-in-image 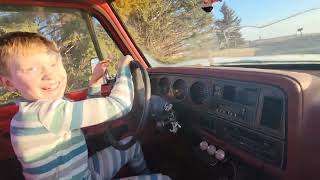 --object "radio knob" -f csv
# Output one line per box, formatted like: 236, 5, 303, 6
207, 145, 216, 155
215, 149, 225, 161
200, 141, 208, 151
